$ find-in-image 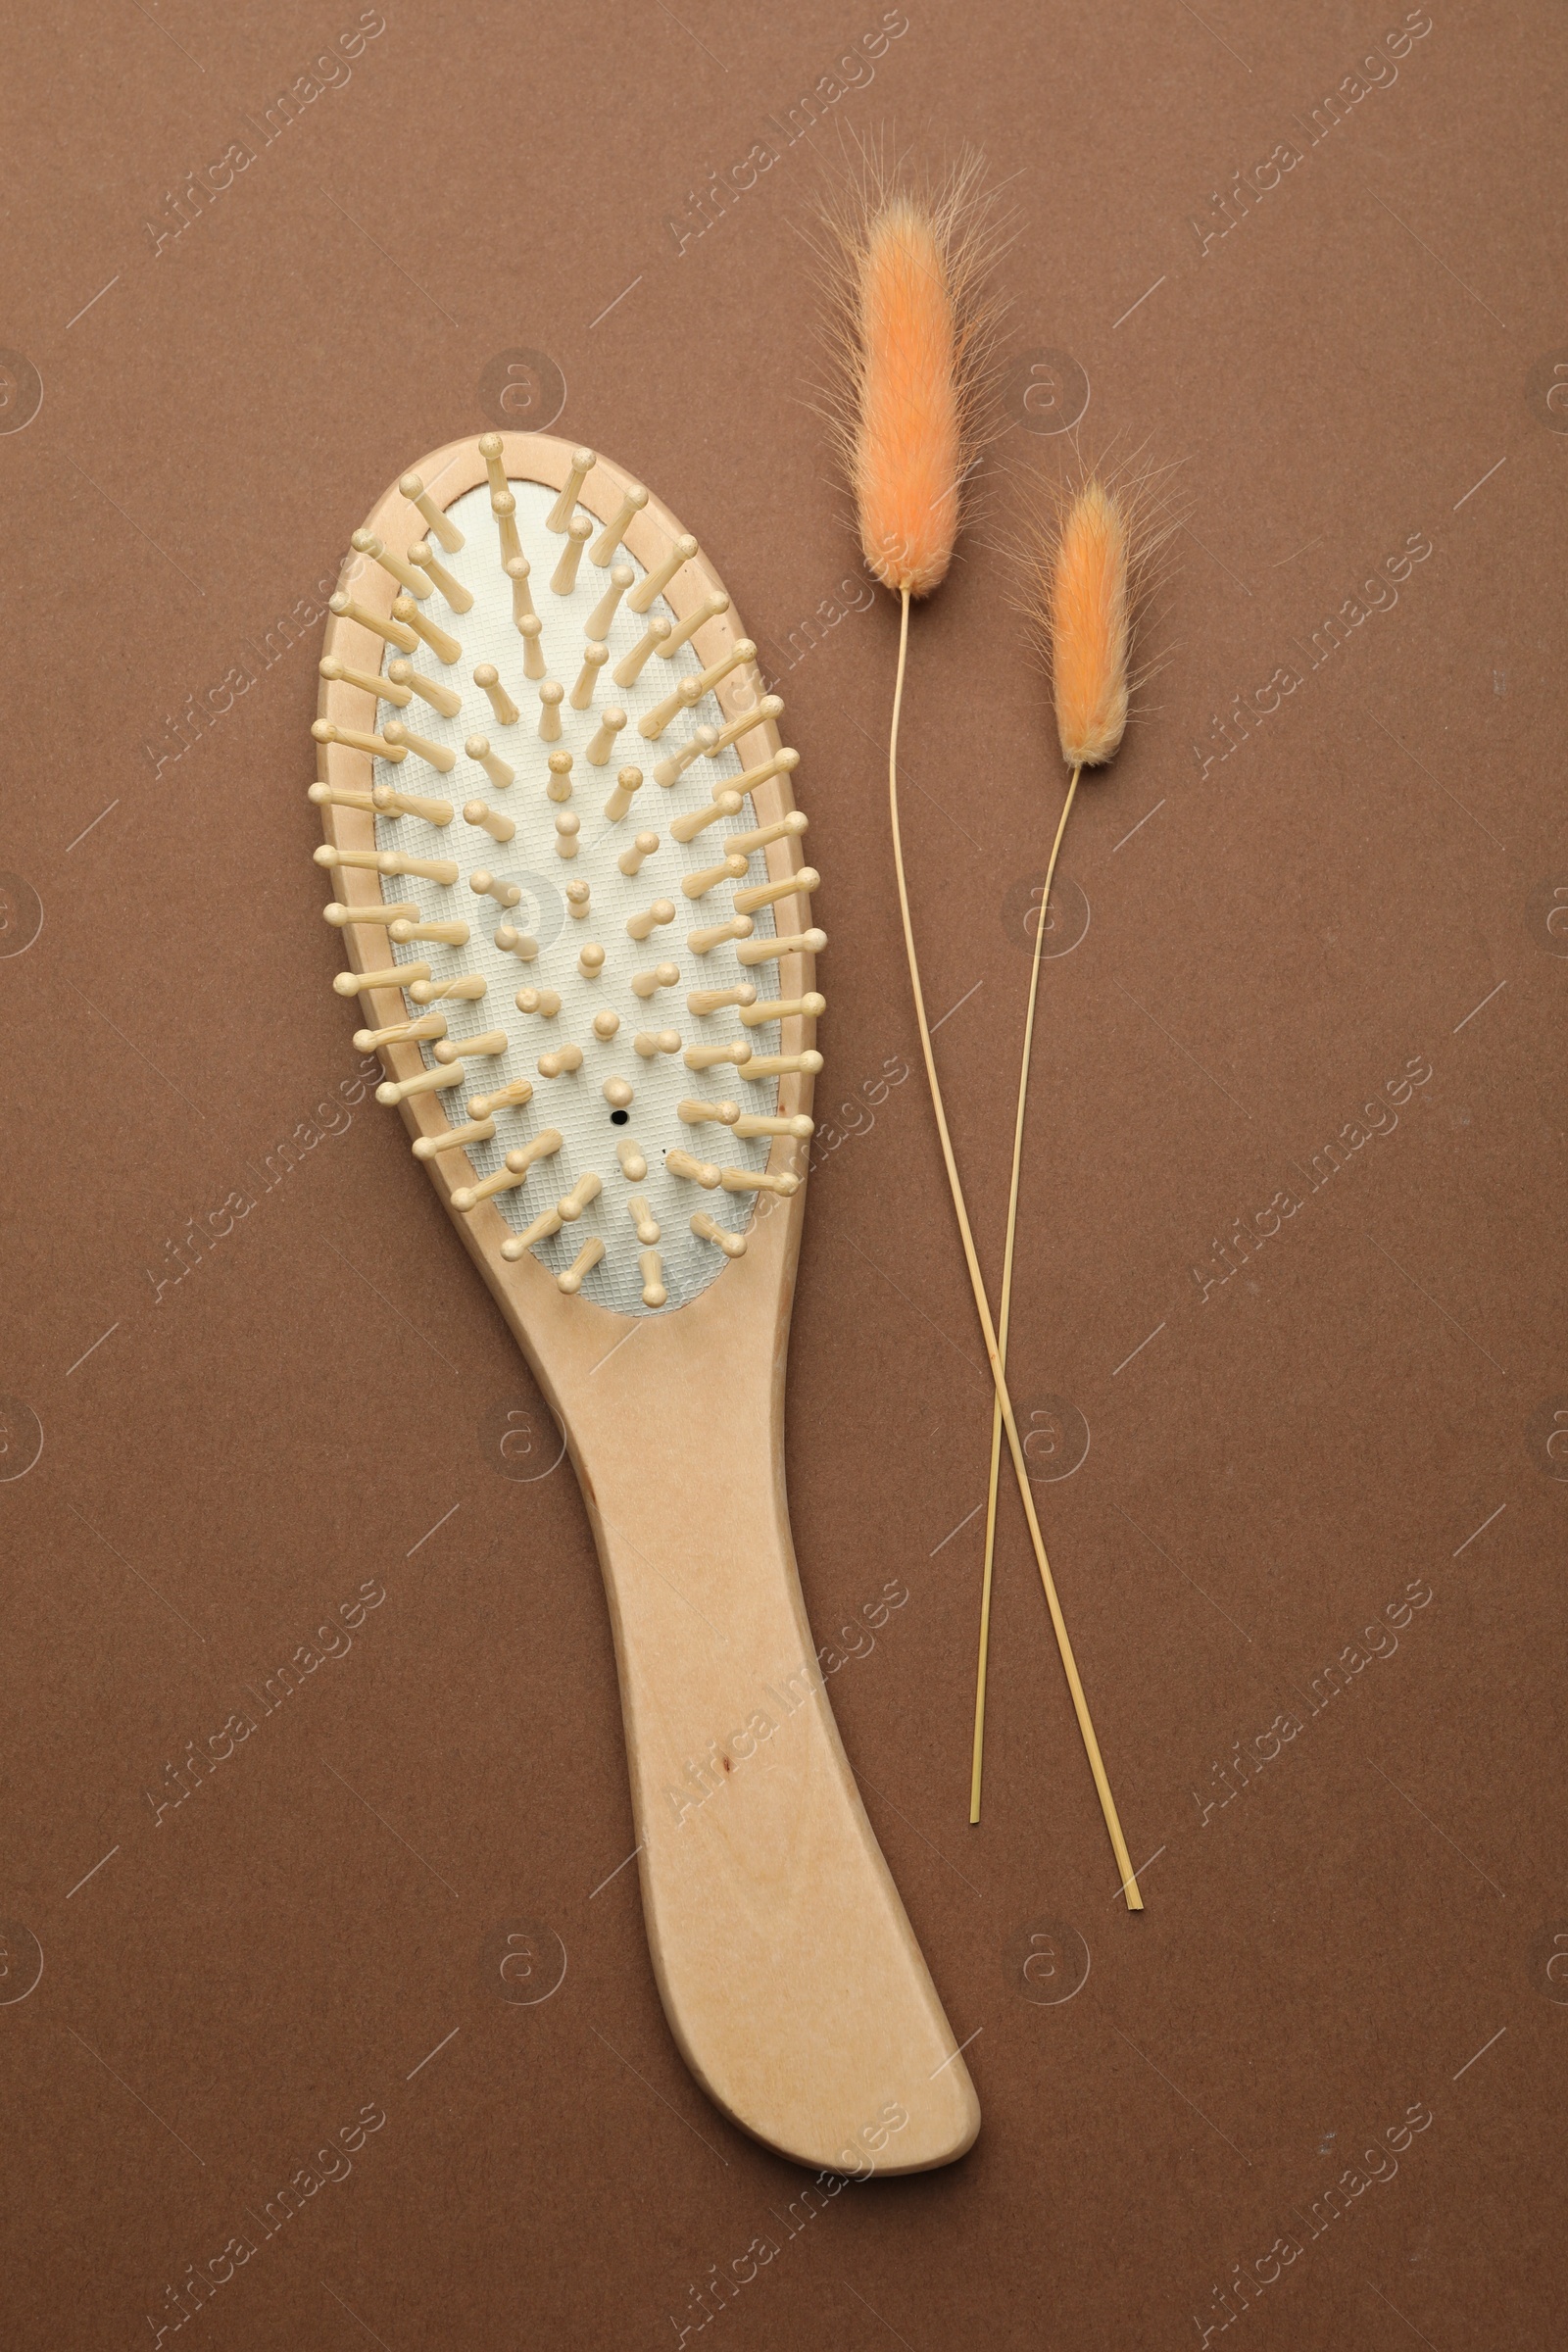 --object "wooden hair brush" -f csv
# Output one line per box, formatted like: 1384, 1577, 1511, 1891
307, 432, 979, 2174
